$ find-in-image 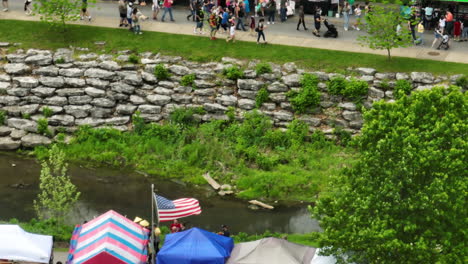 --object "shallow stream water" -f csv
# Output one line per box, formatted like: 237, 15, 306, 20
0, 152, 320, 234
